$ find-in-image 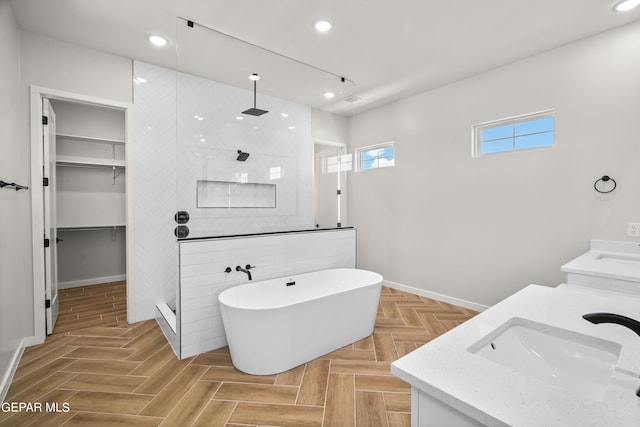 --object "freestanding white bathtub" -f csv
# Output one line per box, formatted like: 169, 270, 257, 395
218, 268, 383, 375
